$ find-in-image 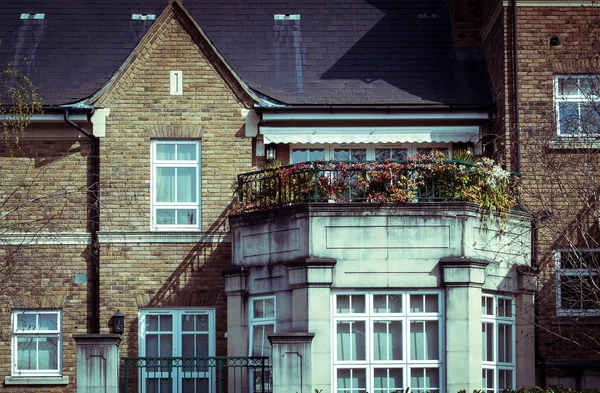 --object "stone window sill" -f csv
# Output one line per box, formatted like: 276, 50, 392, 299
4, 376, 69, 385
548, 138, 600, 149
551, 316, 600, 325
